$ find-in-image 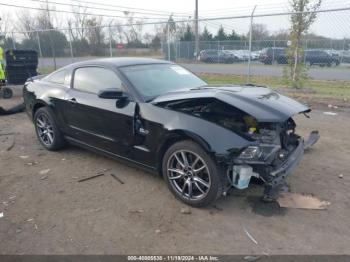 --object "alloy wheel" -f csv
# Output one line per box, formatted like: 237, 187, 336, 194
167, 150, 211, 201
36, 113, 54, 146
